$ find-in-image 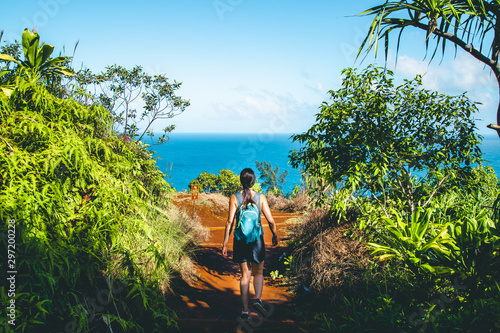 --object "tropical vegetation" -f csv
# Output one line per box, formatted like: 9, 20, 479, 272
282, 66, 500, 331
189, 169, 262, 196
0, 29, 73, 97
290, 65, 482, 211
357, 0, 500, 137
0, 29, 203, 332
3, 11, 500, 331
255, 160, 289, 196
